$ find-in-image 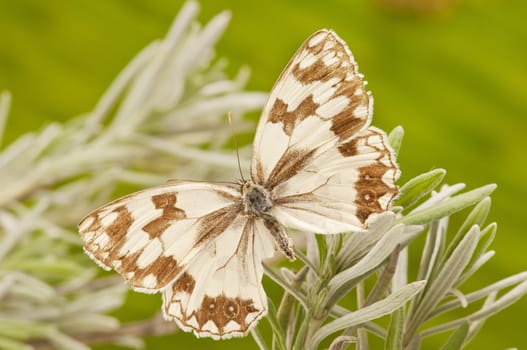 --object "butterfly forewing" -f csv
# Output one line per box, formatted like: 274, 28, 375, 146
79, 182, 241, 292
251, 30, 373, 185
251, 30, 399, 233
